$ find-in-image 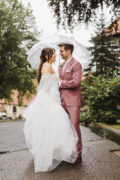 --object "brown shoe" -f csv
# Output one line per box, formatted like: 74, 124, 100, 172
72, 156, 82, 165
75, 156, 82, 163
